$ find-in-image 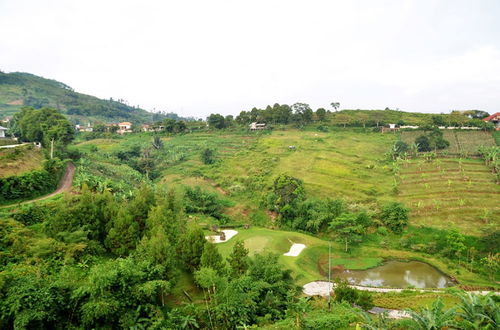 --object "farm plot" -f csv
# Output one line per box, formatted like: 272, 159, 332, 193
397, 158, 500, 235
400, 130, 496, 155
